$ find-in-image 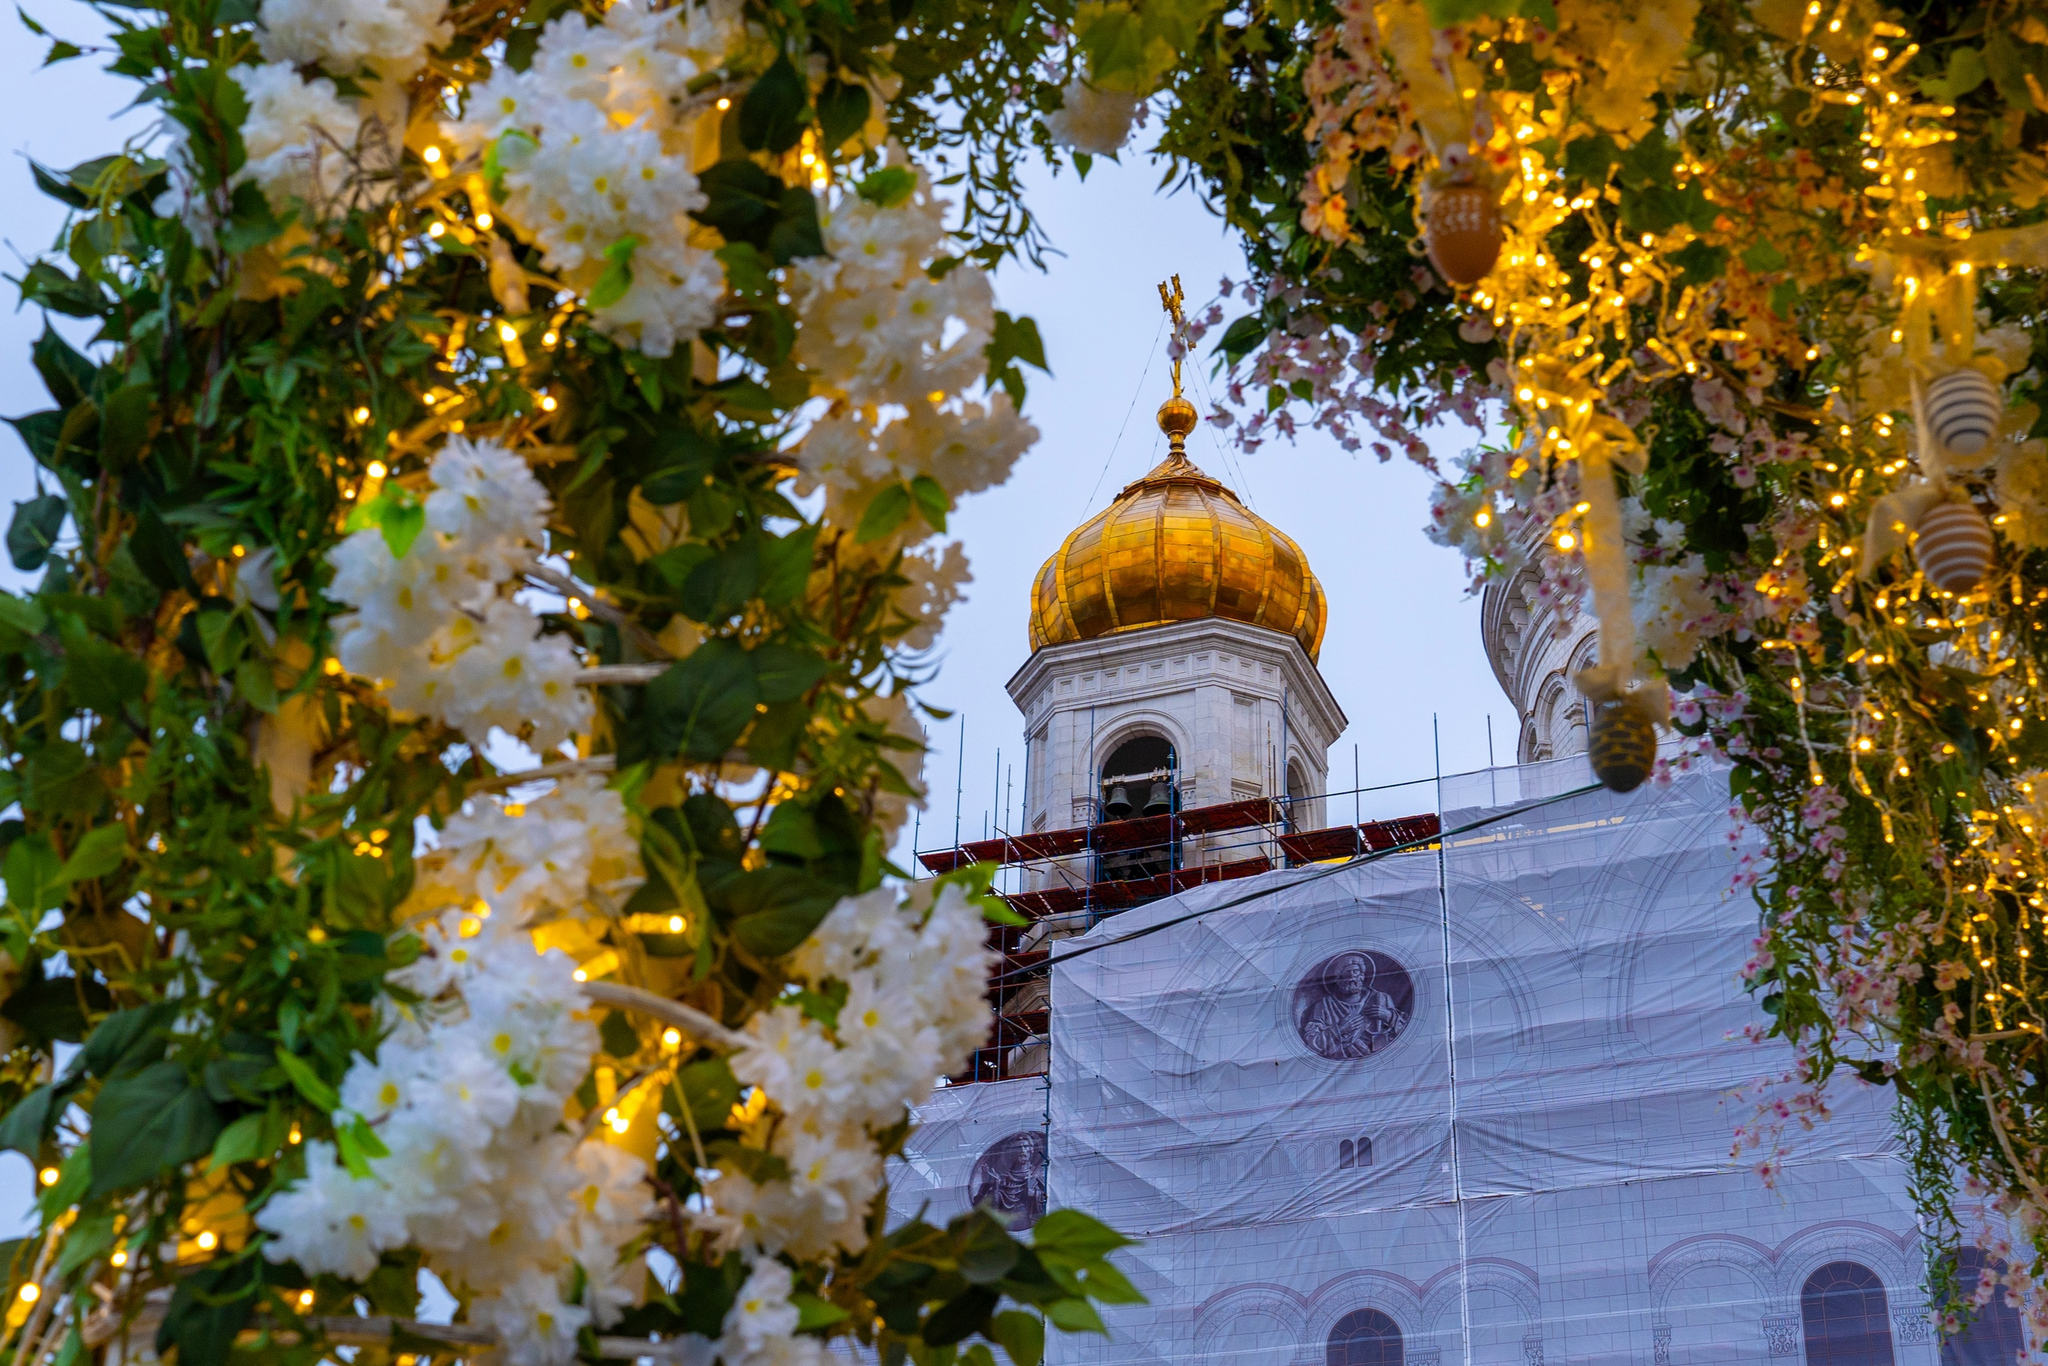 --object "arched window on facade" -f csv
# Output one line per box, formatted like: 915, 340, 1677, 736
1338, 1140, 1354, 1168
1354, 1134, 1372, 1165
1939, 1249, 2025, 1366
1801, 1262, 1895, 1366
1328, 1309, 1403, 1366
1096, 735, 1176, 882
